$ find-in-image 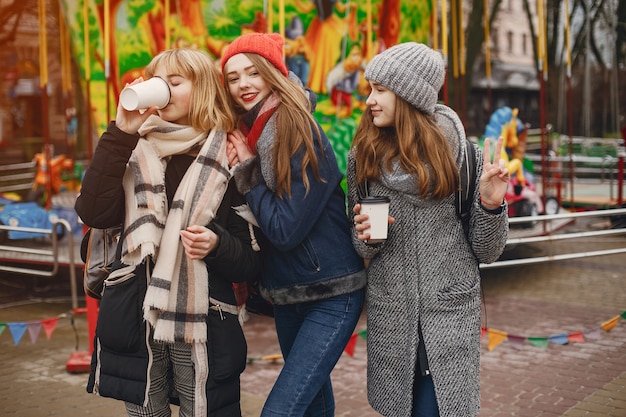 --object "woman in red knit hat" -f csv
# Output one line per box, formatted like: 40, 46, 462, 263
221, 32, 366, 417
